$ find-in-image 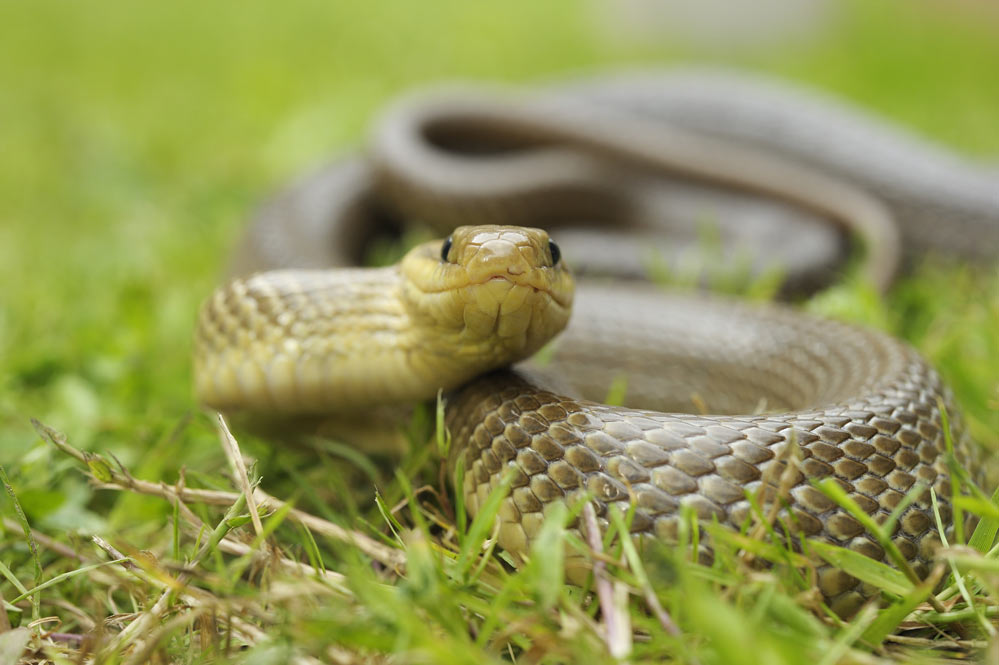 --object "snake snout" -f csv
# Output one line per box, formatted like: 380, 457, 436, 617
465, 237, 534, 283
